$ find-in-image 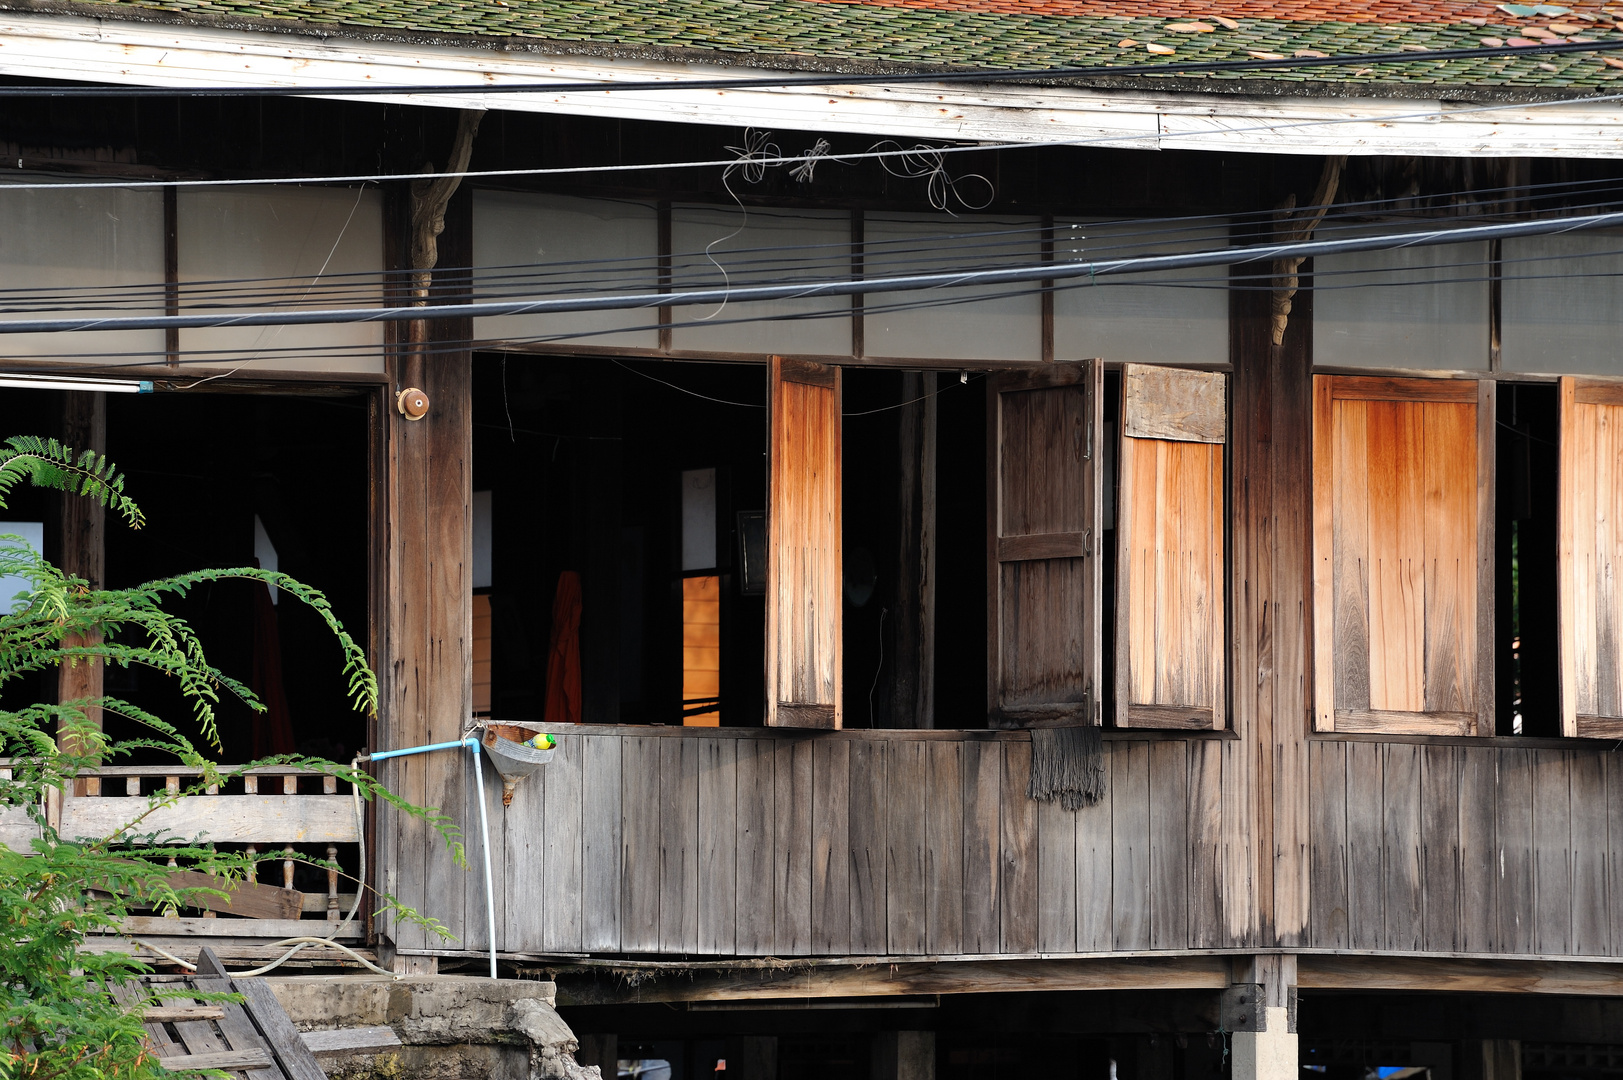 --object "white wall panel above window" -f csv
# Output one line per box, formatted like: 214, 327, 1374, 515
1052, 217, 1230, 367
475, 191, 659, 353
1502, 233, 1623, 375
178, 185, 385, 373
862, 214, 1042, 364
0, 183, 165, 364
671, 205, 851, 357
1313, 234, 1489, 371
